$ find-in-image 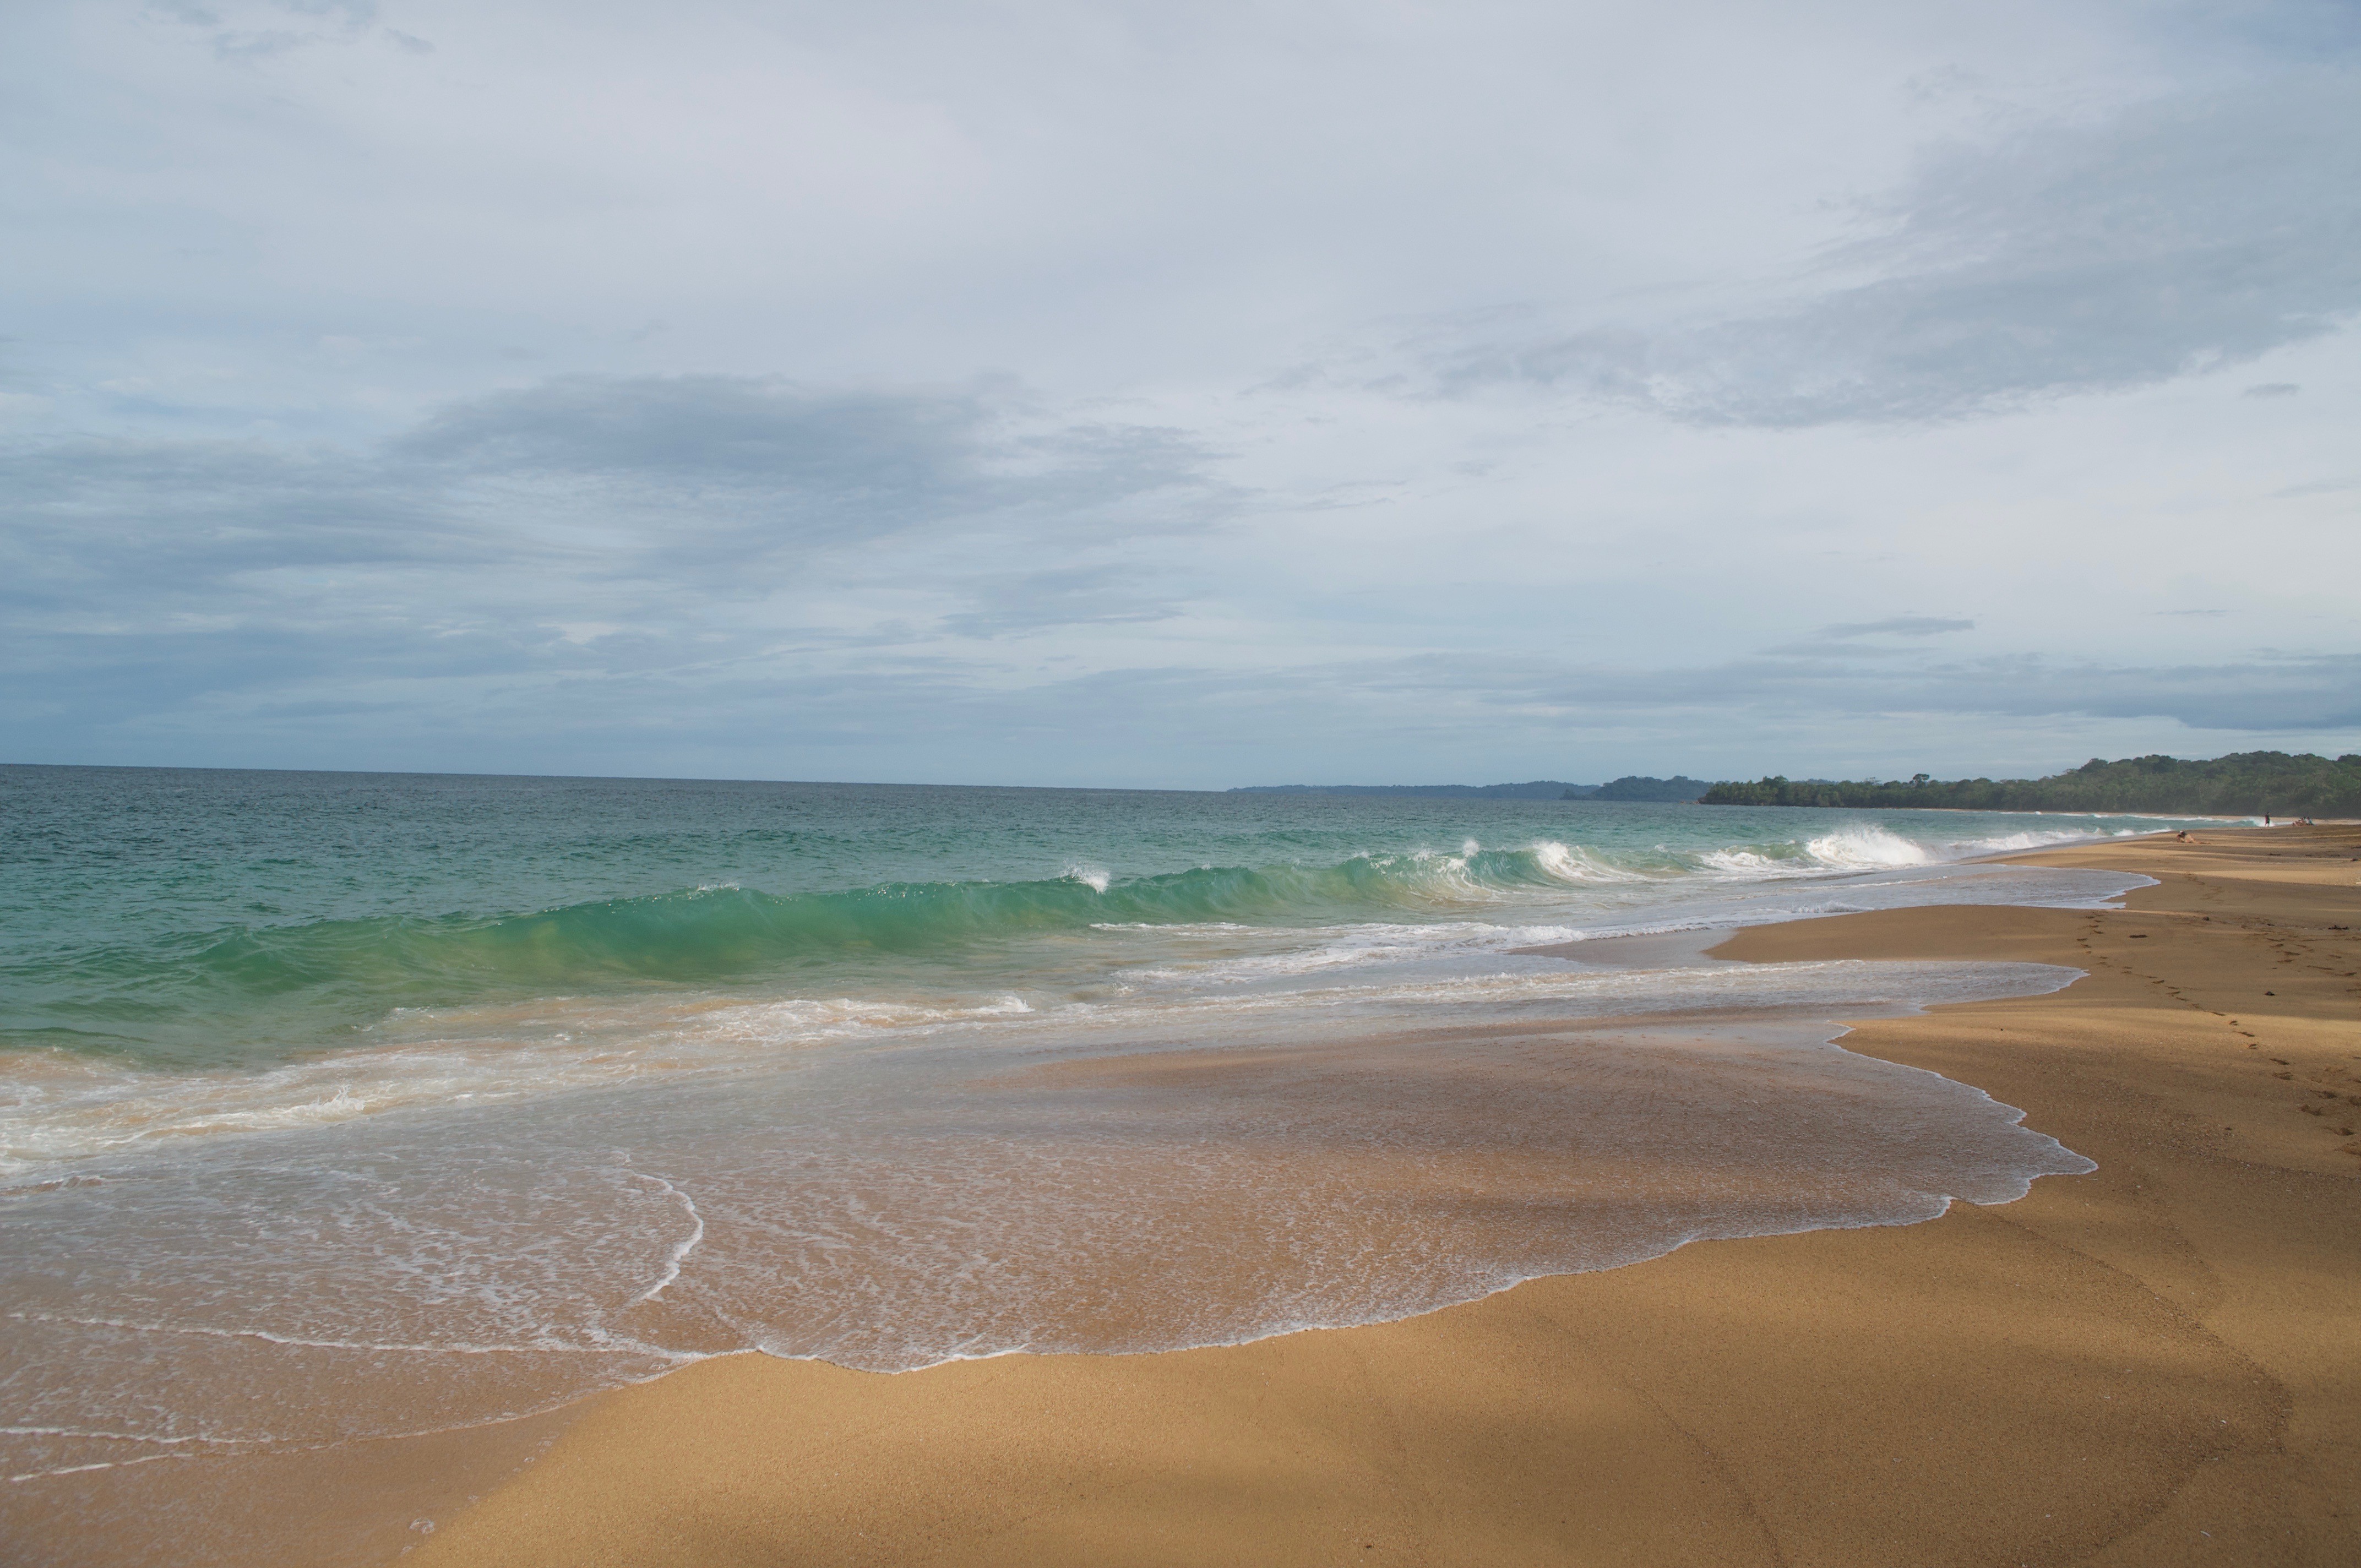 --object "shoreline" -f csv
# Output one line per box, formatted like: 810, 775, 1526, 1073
401, 823, 2361, 1566
295, 825, 2361, 1562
